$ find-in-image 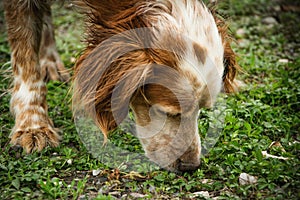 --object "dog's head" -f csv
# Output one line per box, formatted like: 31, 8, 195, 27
73, 0, 239, 172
